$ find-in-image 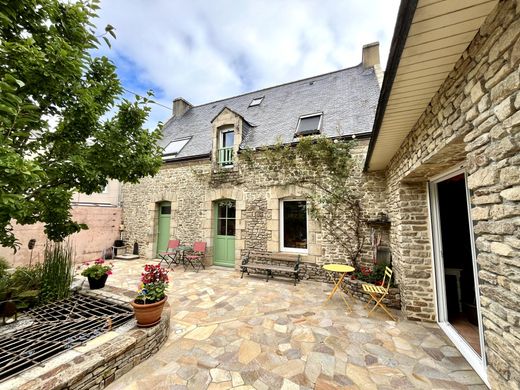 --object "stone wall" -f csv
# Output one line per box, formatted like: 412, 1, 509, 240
121, 138, 389, 272
383, 1, 519, 387
6, 287, 170, 390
